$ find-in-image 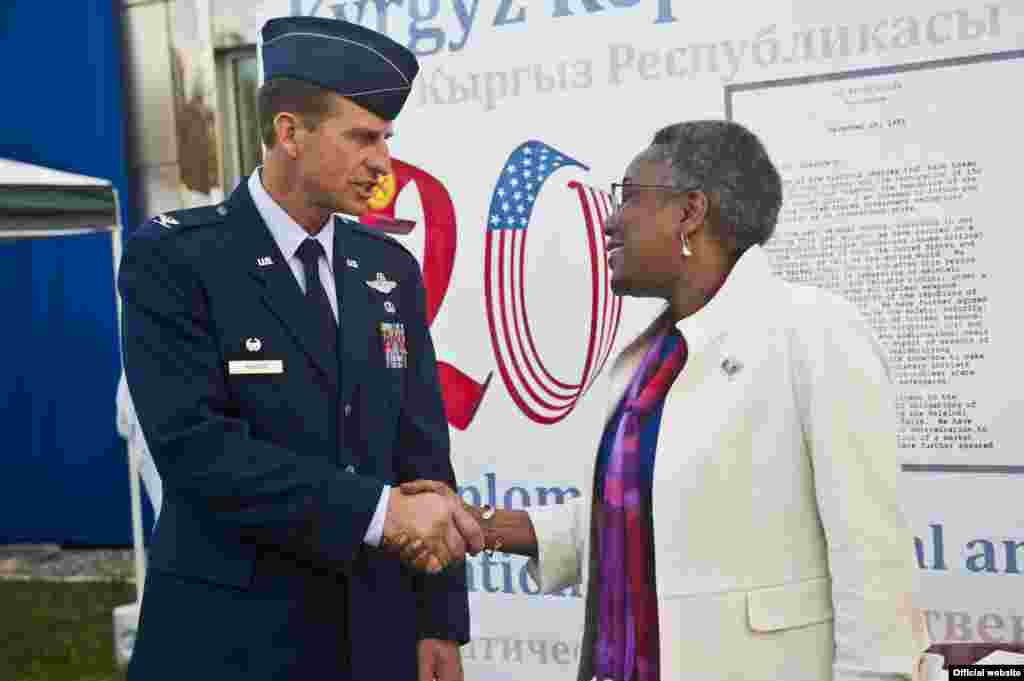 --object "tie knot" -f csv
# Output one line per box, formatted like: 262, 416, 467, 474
295, 238, 325, 269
